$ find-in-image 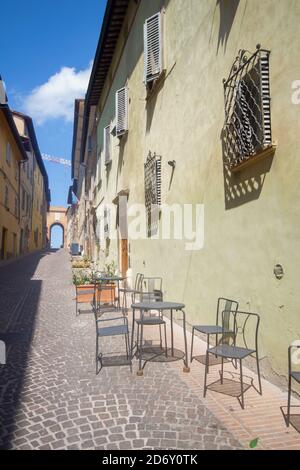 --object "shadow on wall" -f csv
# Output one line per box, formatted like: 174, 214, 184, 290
220, 130, 274, 210
0, 250, 50, 449
216, 0, 241, 52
